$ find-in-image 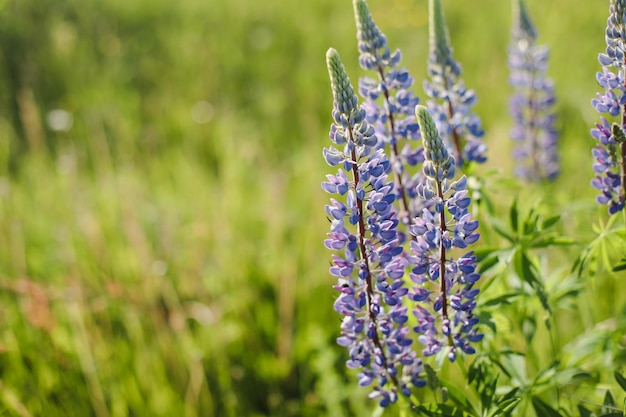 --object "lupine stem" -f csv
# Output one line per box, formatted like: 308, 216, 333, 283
436, 179, 448, 322
354, 0, 420, 226
443, 79, 463, 166
375, 63, 413, 226
341, 88, 402, 392
349, 145, 391, 374
425, 0, 486, 167
591, 0, 626, 213
435, 177, 454, 348
621, 140, 626, 198
622, 51, 626, 200
621, 90, 626, 198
